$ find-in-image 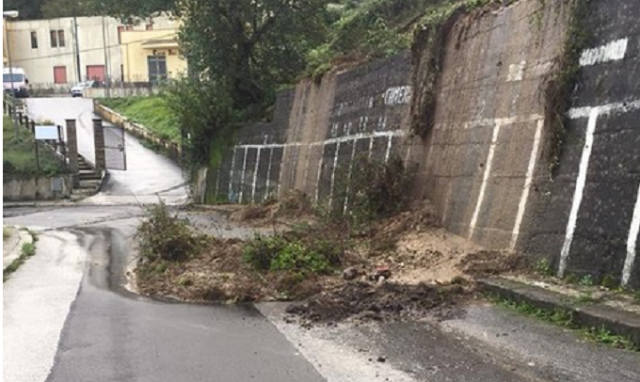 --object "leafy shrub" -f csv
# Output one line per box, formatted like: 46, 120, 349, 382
136, 202, 208, 263
242, 233, 343, 275
331, 153, 413, 231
